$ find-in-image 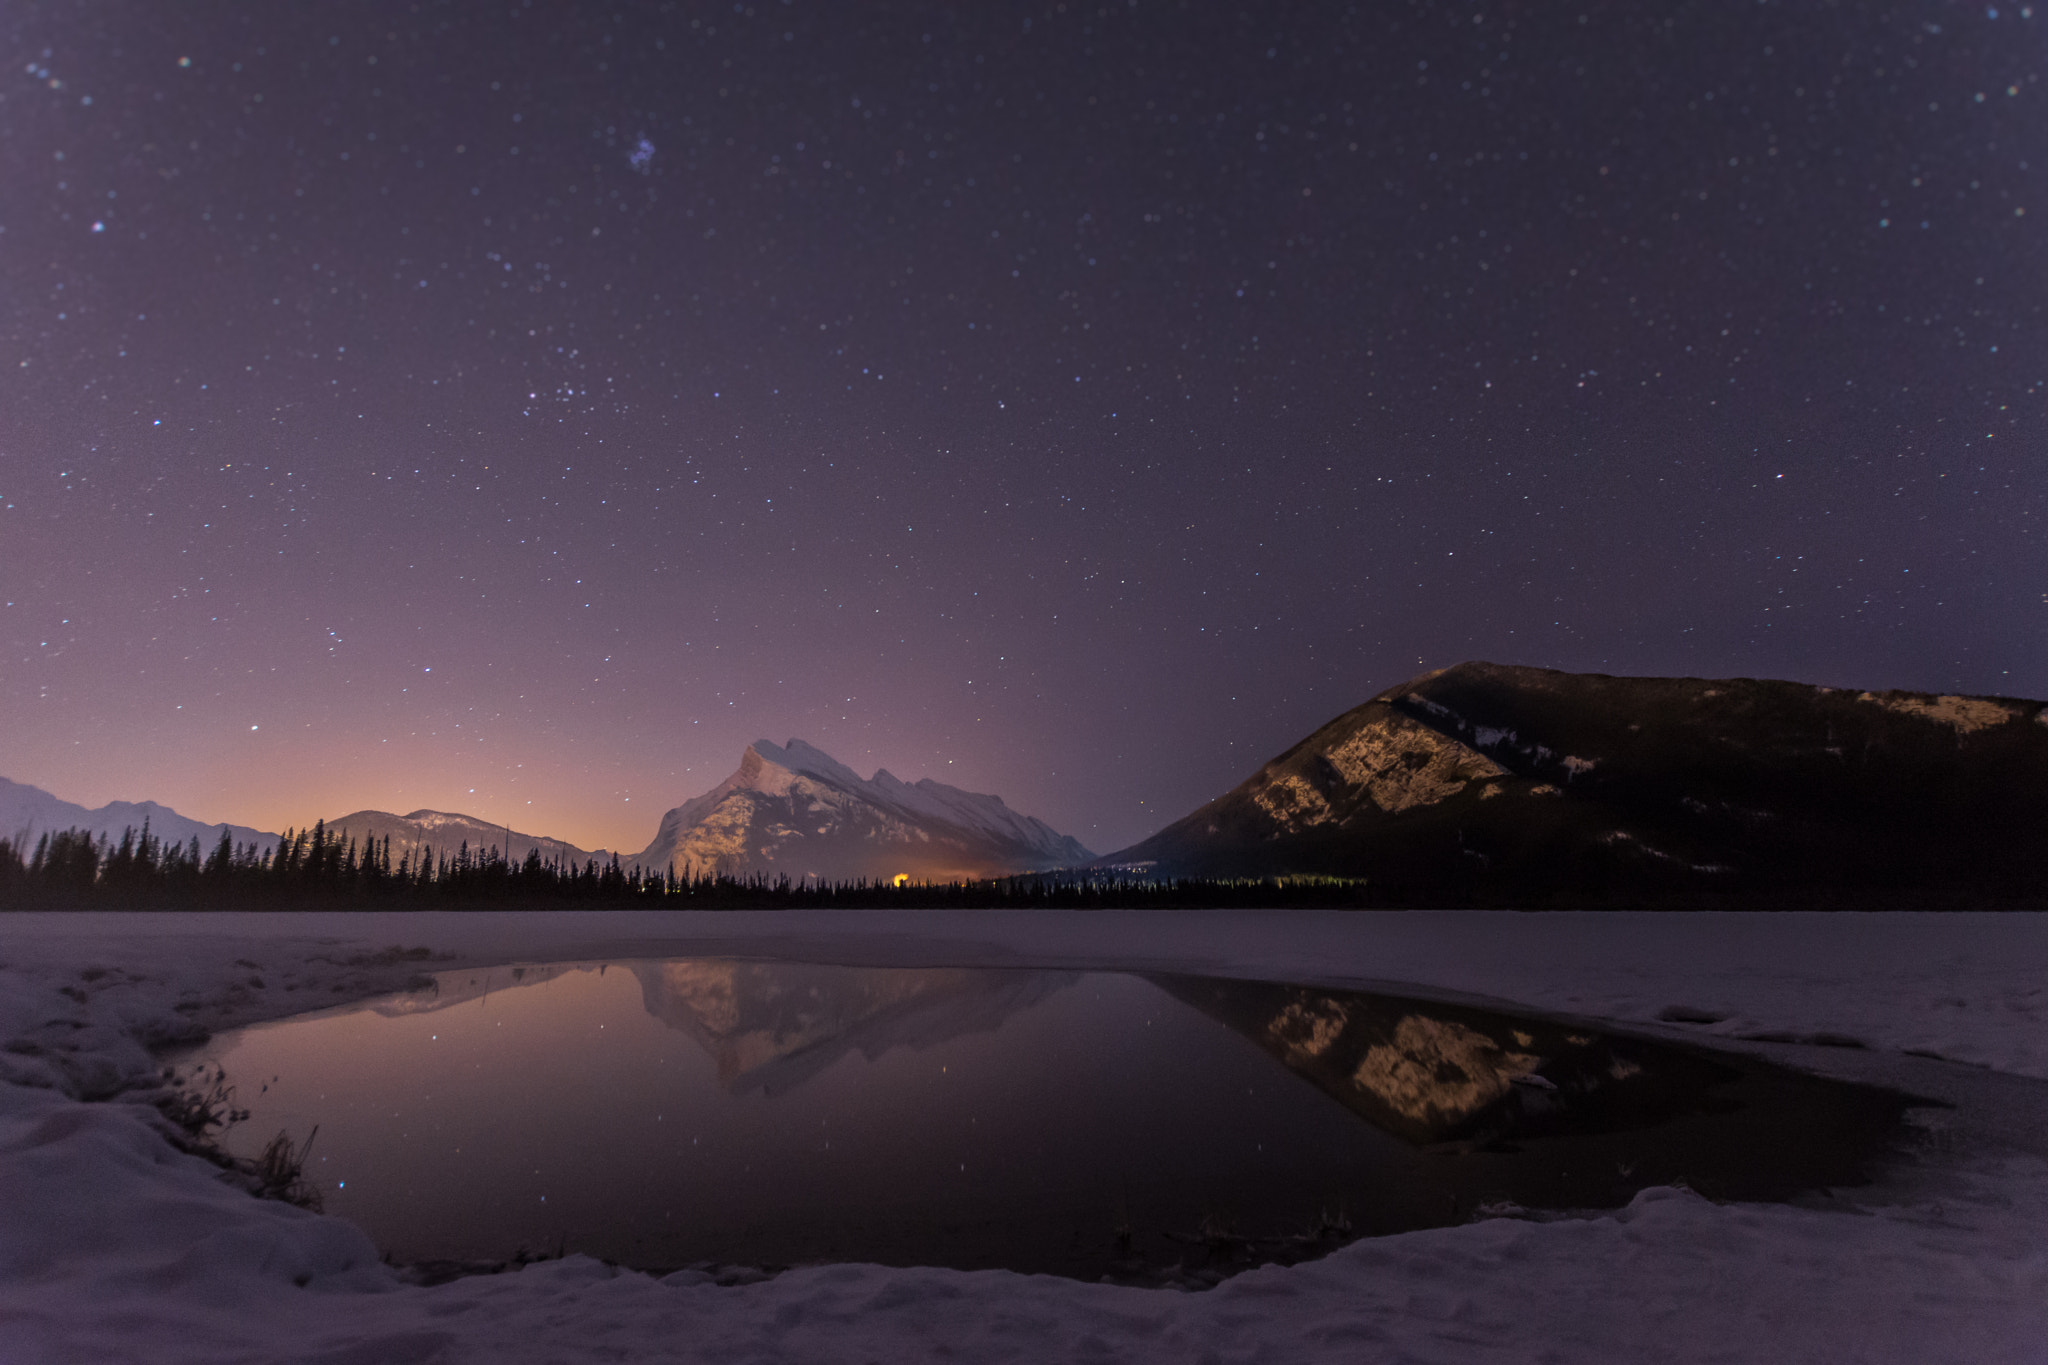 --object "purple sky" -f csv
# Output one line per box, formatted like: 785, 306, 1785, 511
4, 1, 2043, 855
